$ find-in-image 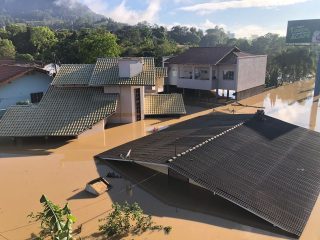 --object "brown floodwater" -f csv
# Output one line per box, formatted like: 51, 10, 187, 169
0, 80, 319, 240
